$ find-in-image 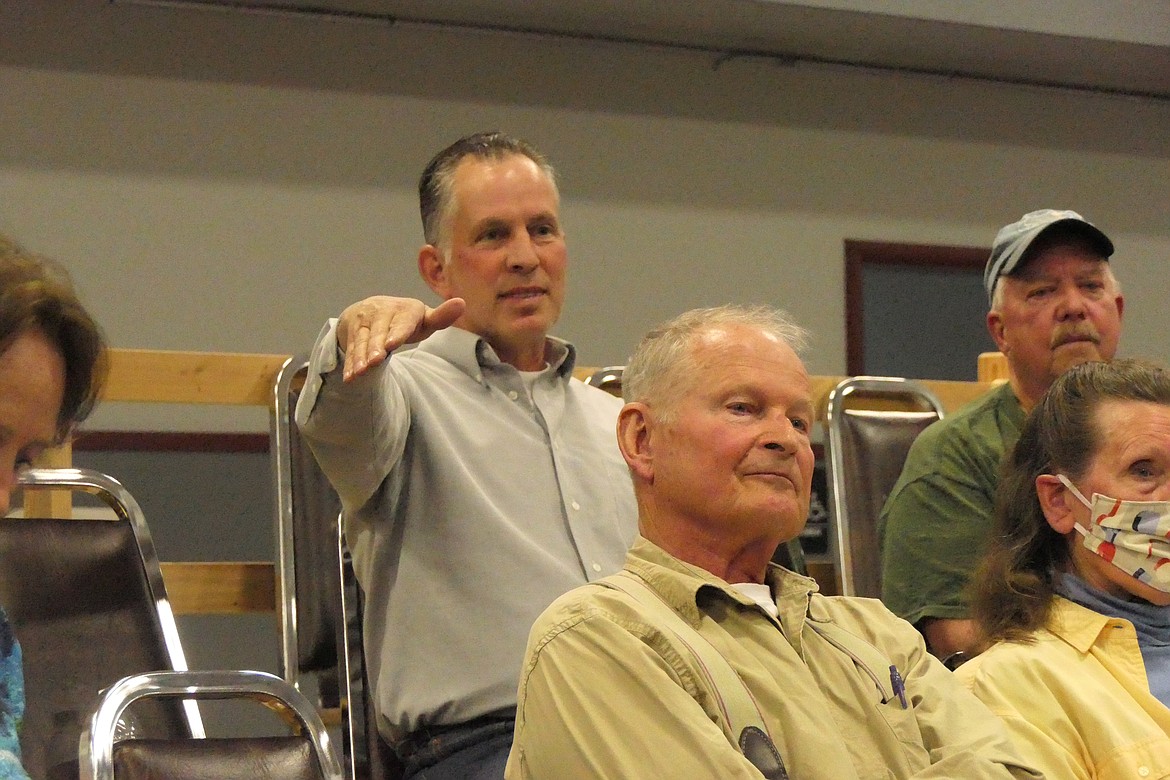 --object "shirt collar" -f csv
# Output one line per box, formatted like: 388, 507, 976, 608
625, 535, 818, 628
1055, 571, 1170, 647
416, 326, 576, 385
1049, 594, 1128, 653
